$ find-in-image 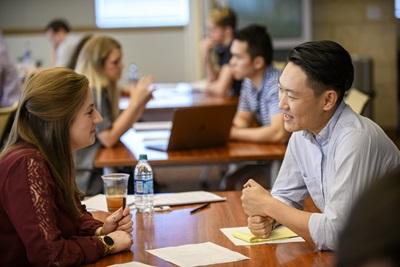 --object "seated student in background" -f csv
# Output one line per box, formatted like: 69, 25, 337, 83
0, 68, 133, 266
75, 36, 153, 195
0, 36, 20, 108
241, 40, 400, 251
66, 34, 93, 70
45, 18, 79, 67
336, 167, 400, 267
201, 7, 242, 96
229, 25, 288, 143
